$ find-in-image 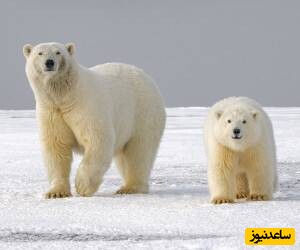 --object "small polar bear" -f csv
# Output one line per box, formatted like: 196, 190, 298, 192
23, 42, 166, 198
204, 97, 277, 204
